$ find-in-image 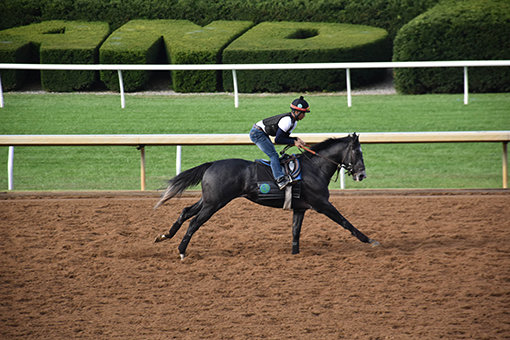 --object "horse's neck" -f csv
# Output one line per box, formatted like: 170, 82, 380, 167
311, 141, 347, 177
322, 141, 347, 164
